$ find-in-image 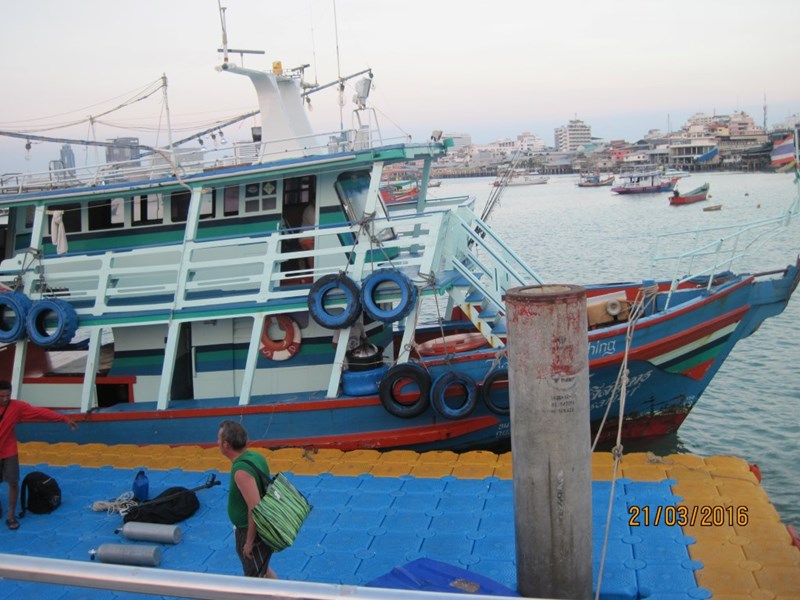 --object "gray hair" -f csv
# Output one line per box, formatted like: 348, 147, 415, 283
219, 420, 248, 451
